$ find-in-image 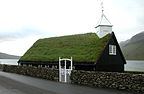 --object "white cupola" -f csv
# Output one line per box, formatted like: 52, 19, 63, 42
95, 2, 113, 38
